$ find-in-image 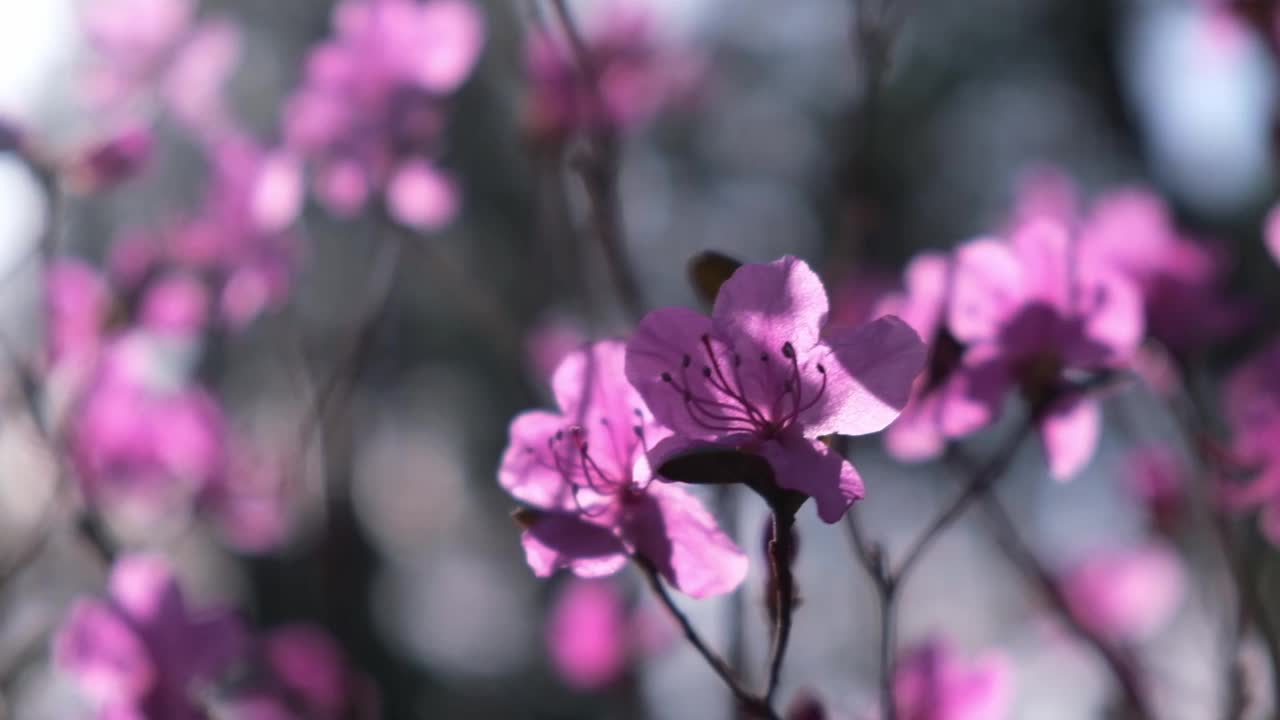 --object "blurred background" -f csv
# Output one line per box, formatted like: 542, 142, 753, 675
0, 0, 1277, 718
